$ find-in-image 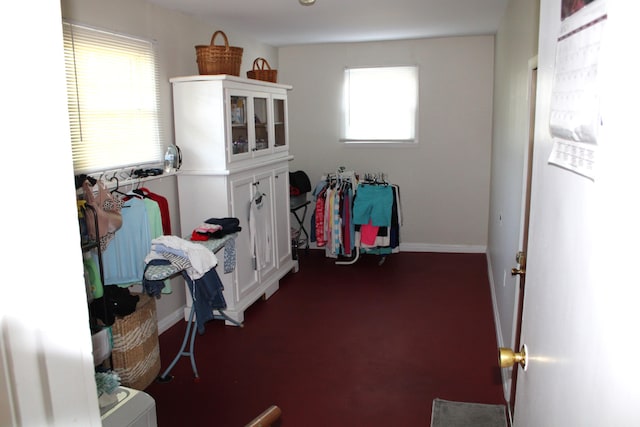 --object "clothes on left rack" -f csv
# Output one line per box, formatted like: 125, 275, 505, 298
127, 187, 172, 235
82, 179, 123, 251
101, 196, 153, 285
82, 182, 175, 293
